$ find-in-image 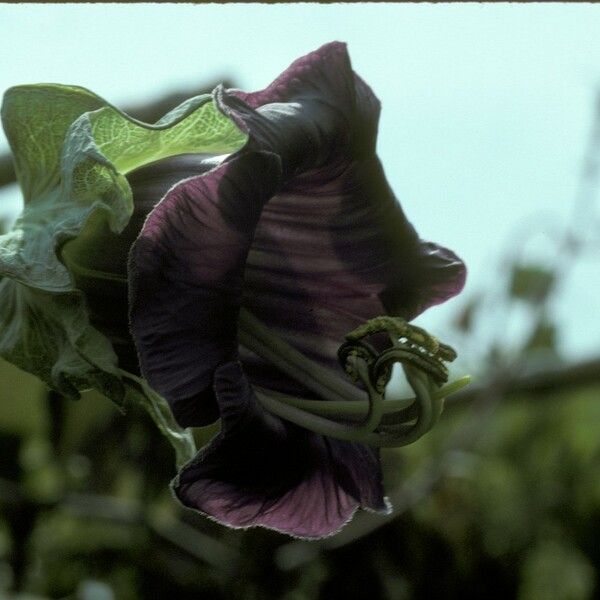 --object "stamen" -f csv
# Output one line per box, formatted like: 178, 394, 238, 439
238, 308, 366, 403
244, 310, 470, 447
255, 364, 455, 447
